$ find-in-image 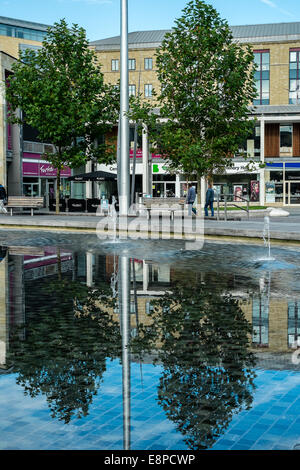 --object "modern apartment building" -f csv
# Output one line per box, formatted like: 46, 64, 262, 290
0, 16, 73, 206
0, 16, 54, 199
91, 22, 300, 206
